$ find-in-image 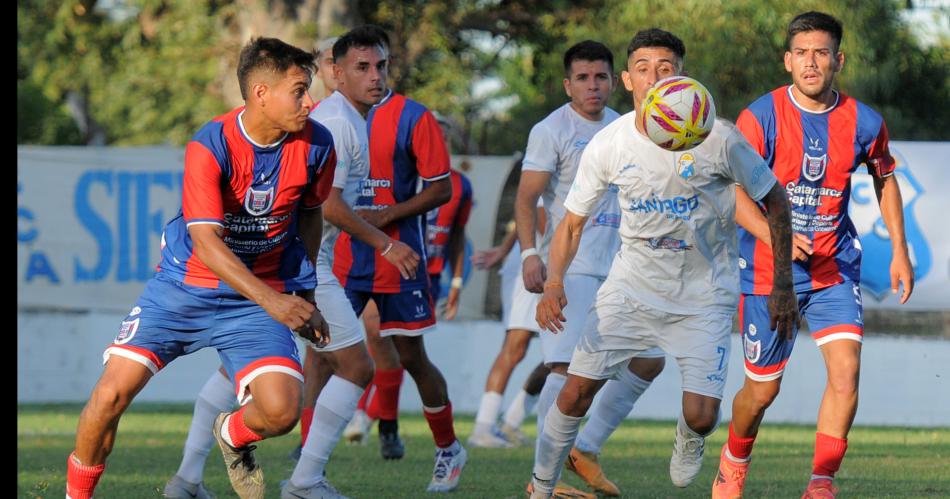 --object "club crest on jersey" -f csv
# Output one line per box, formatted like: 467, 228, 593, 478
743, 337, 761, 363
801, 153, 827, 182
244, 186, 275, 216
678, 153, 696, 180
115, 318, 140, 345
